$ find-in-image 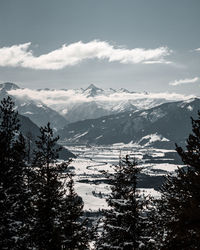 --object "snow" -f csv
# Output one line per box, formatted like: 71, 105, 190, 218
95, 135, 103, 140
75, 183, 109, 211
36, 103, 43, 108
61, 108, 68, 114
73, 131, 89, 140
187, 105, 193, 111
141, 163, 182, 176
138, 188, 161, 198
65, 143, 183, 211
68, 157, 112, 211
151, 163, 179, 172
140, 111, 148, 117
138, 133, 169, 146
23, 111, 33, 115
20, 102, 27, 106
149, 109, 166, 122
180, 98, 196, 105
